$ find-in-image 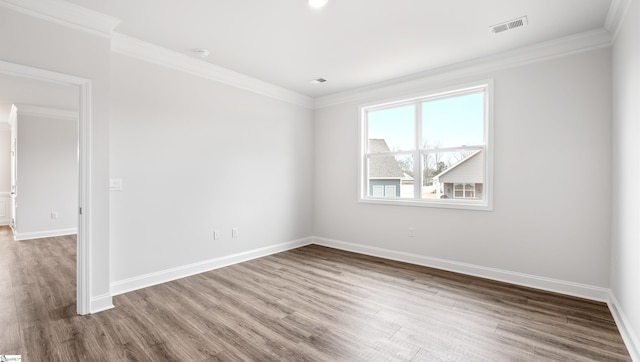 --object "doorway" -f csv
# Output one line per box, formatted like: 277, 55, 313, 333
0, 60, 92, 315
